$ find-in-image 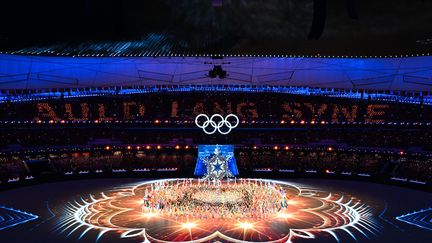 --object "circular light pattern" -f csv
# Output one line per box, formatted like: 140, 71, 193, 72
195, 114, 239, 135
56, 179, 381, 242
